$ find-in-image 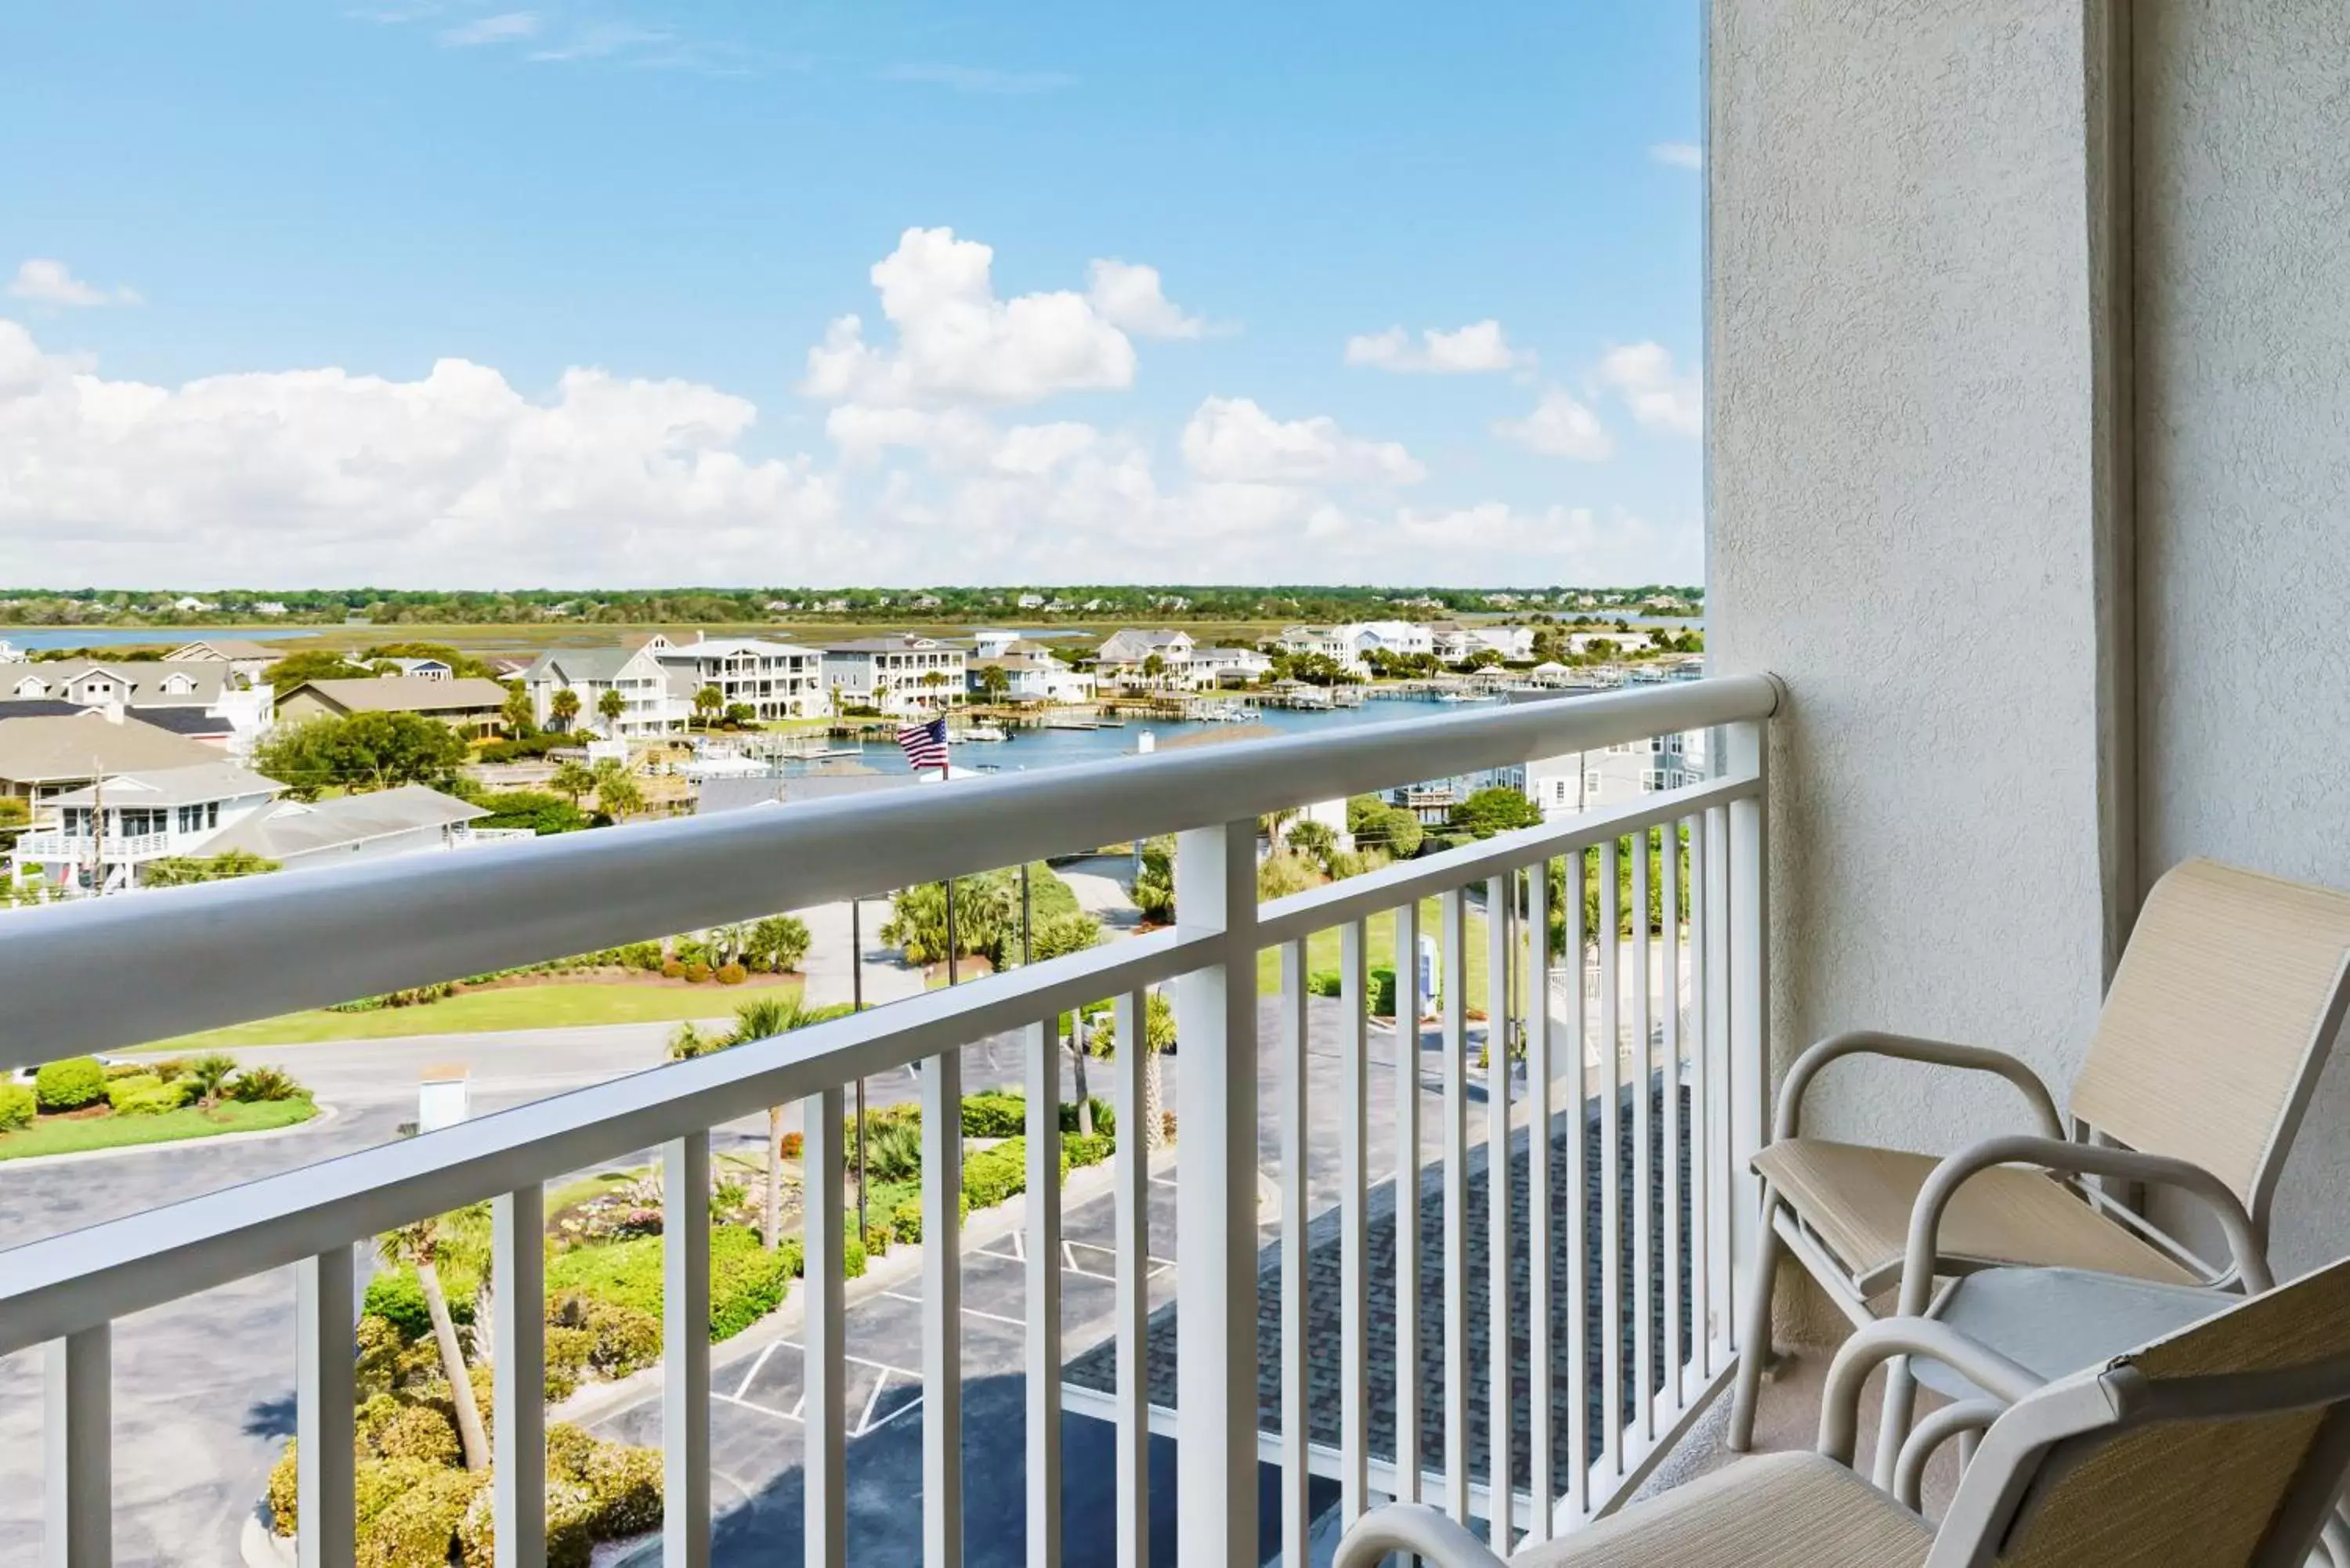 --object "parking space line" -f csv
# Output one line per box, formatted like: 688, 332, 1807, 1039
866, 1391, 924, 1436
882, 1286, 1026, 1331
732, 1340, 781, 1401
715, 1390, 801, 1424
855, 1370, 891, 1437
